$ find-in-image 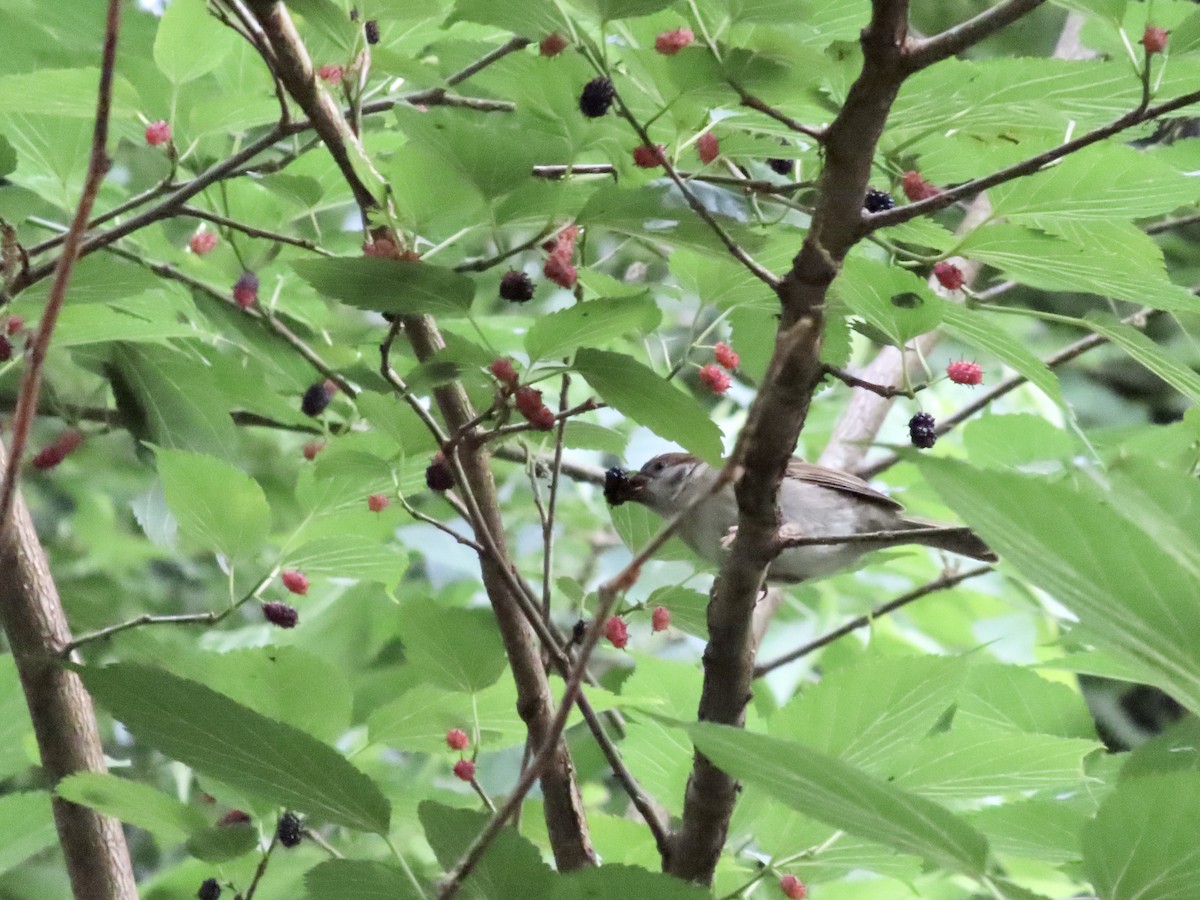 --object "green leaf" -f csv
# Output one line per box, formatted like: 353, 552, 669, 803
609, 499, 699, 562
56, 773, 207, 844
940, 305, 1064, 407
79, 663, 391, 833
968, 798, 1087, 864
419, 802, 554, 900
574, 349, 723, 463
111, 344, 239, 459
0, 133, 15, 179
292, 258, 476, 317
957, 664, 1098, 740
288, 537, 408, 589
769, 656, 968, 774
525, 295, 661, 362
155, 449, 270, 561
1084, 772, 1200, 899
684, 720, 990, 875
583, 0, 676, 20
962, 414, 1075, 469
0, 655, 35, 781
153, 0, 239, 83
0, 69, 139, 118
306, 860, 422, 900
185, 821, 259, 863
1085, 314, 1200, 405
831, 255, 945, 347
449, 0, 562, 35
0, 792, 57, 876
554, 864, 711, 898
396, 600, 508, 693
646, 586, 709, 638
919, 459, 1200, 717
